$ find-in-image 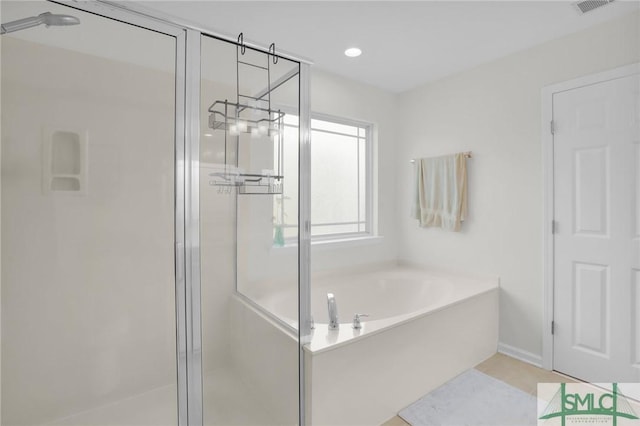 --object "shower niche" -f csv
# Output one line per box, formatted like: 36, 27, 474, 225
207, 39, 287, 195
42, 127, 88, 194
